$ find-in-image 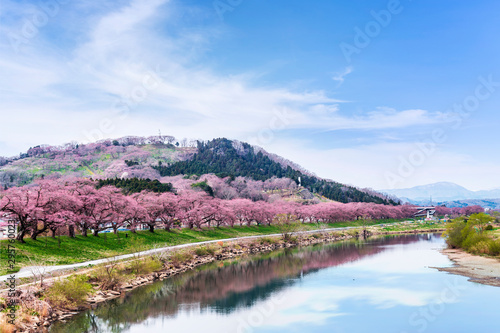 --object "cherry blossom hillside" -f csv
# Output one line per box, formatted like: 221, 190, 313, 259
0, 136, 195, 188
0, 136, 398, 205
153, 138, 398, 205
